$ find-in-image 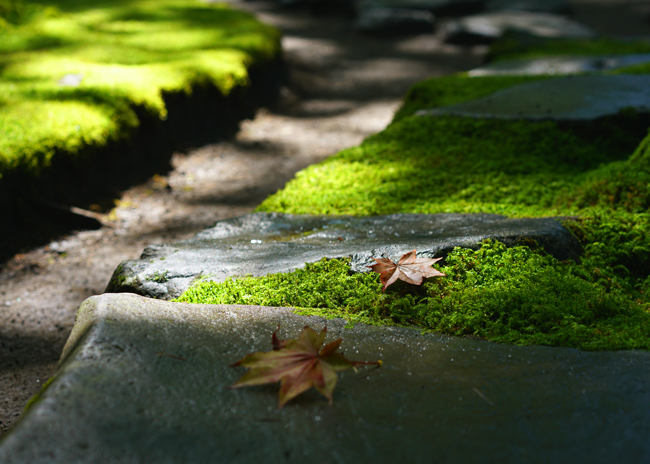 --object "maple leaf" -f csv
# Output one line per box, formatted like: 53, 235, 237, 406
369, 249, 445, 291
231, 326, 380, 408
